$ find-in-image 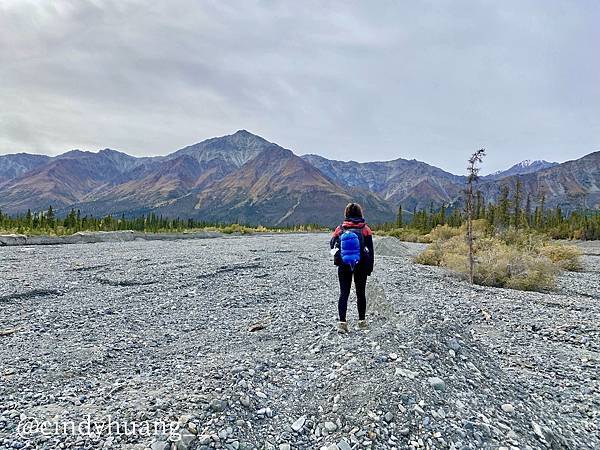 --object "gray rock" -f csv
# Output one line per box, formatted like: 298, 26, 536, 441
240, 395, 251, 408
291, 415, 306, 432
210, 399, 227, 412
337, 439, 352, 450
150, 442, 170, 450
197, 435, 212, 445
175, 430, 197, 450
3, 234, 598, 450
531, 421, 550, 443
447, 338, 461, 352
428, 377, 446, 391
324, 421, 337, 432
501, 403, 515, 413
395, 367, 418, 379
